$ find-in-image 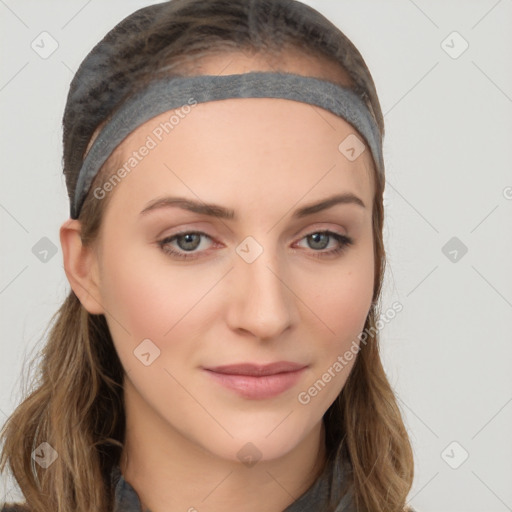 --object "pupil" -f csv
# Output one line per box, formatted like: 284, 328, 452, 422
309, 233, 327, 250
179, 233, 200, 251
